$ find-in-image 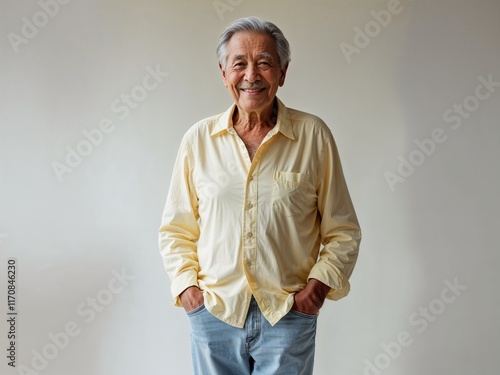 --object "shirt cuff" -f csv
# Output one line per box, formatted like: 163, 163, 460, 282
308, 265, 351, 301
170, 271, 199, 307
